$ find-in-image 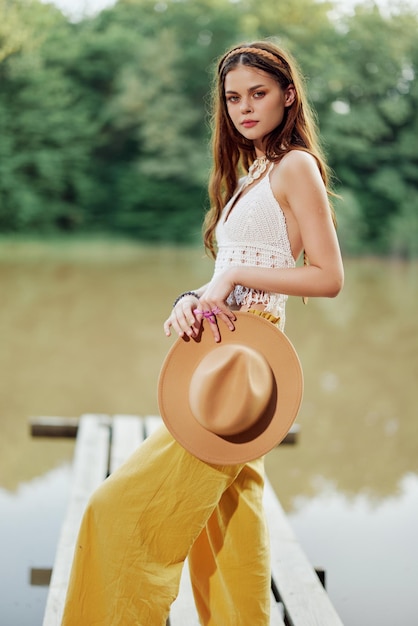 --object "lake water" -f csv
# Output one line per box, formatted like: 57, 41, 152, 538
1, 240, 417, 626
